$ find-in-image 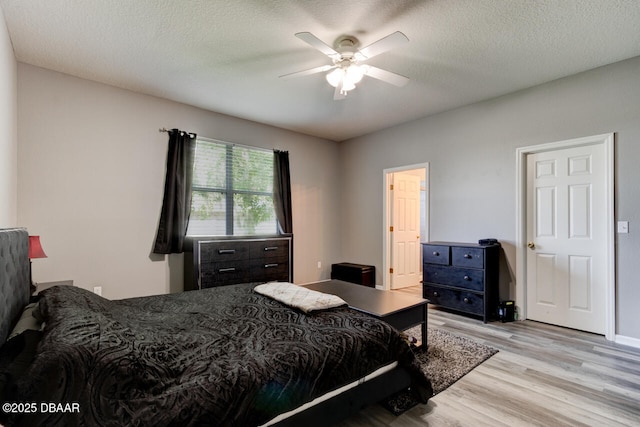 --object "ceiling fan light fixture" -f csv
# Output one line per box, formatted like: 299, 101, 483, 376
341, 79, 356, 92
326, 68, 344, 87
345, 64, 364, 84
326, 63, 363, 95
286, 31, 410, 100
